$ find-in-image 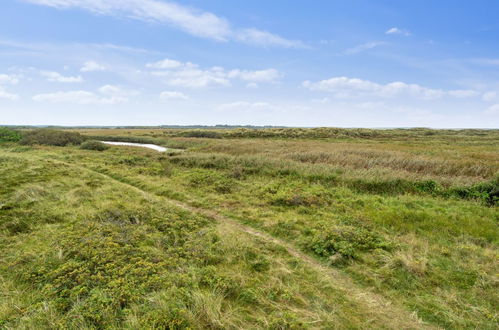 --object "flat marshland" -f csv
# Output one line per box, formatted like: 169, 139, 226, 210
0, 127, 498, 329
